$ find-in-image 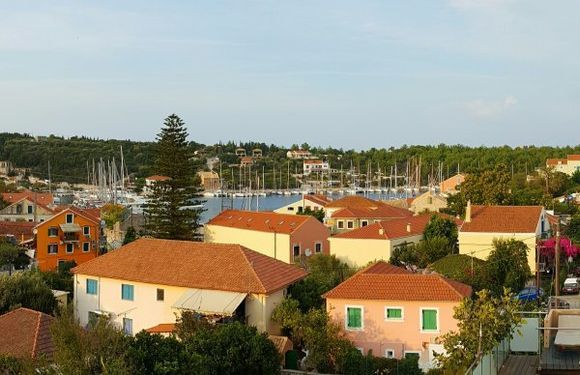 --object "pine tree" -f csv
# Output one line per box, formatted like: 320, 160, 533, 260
144, 114, 204, 240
